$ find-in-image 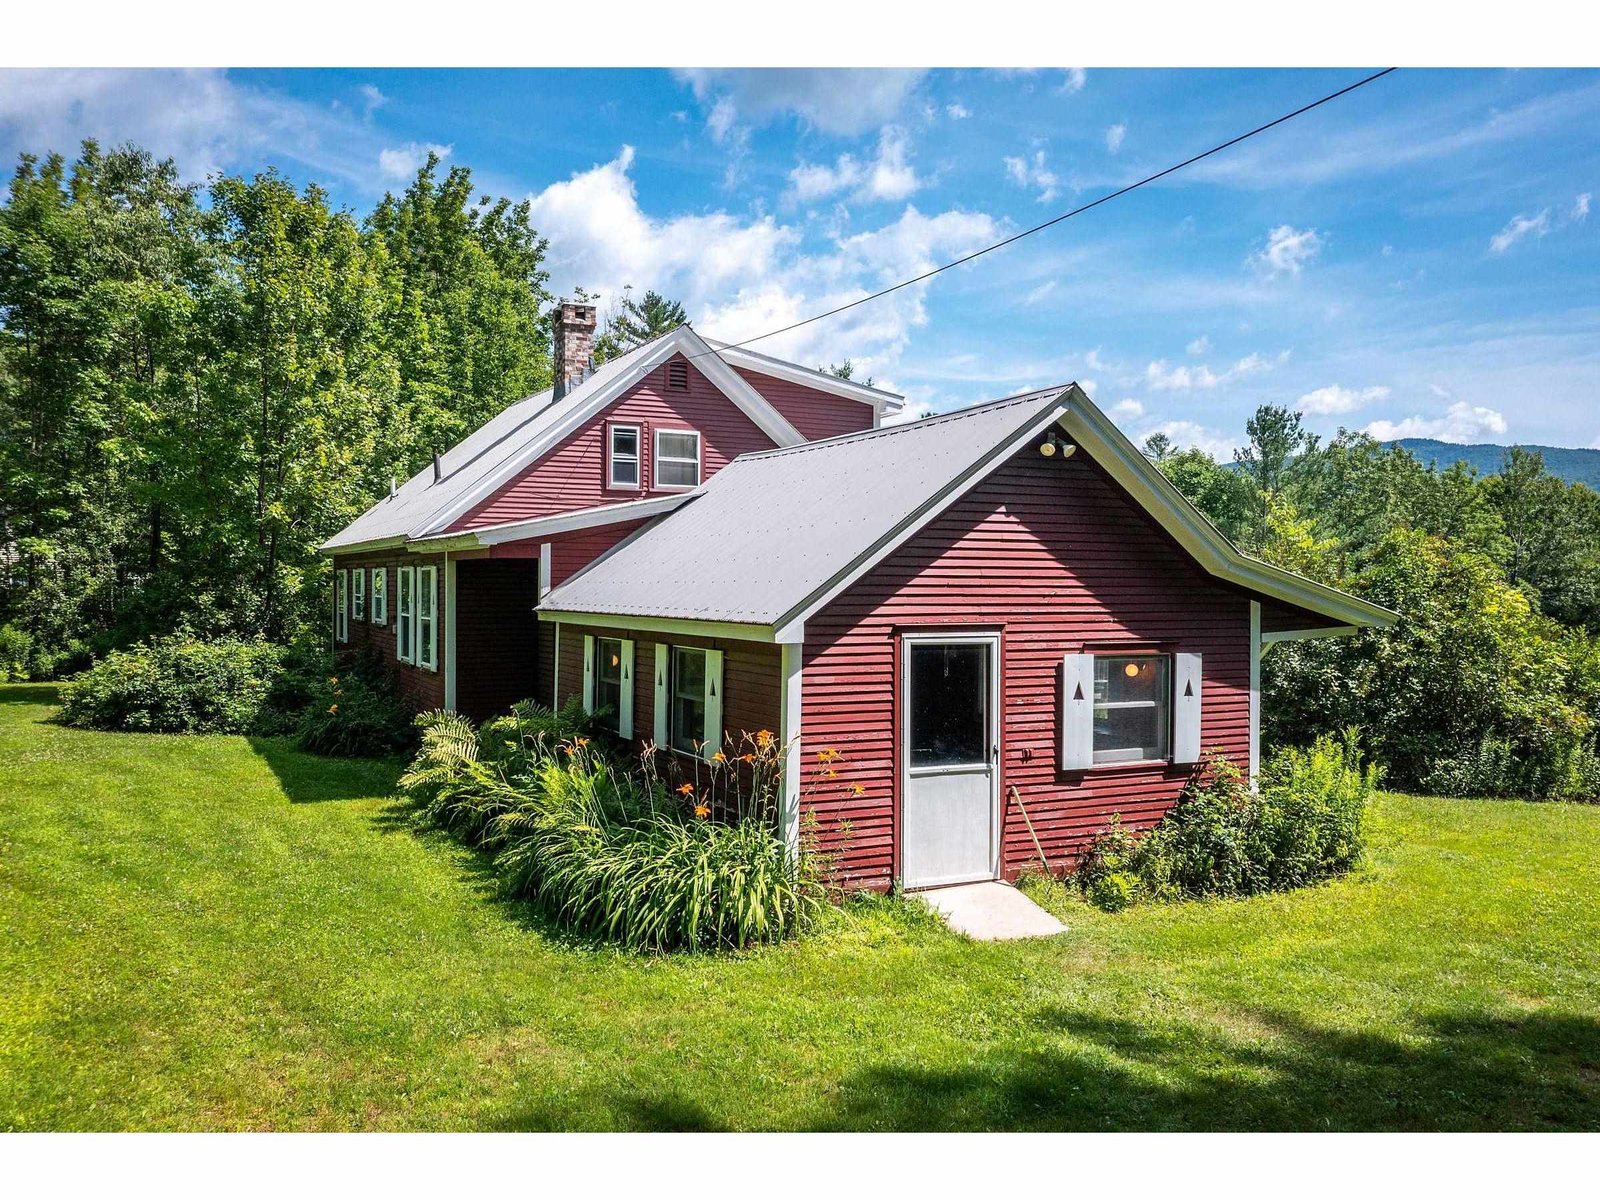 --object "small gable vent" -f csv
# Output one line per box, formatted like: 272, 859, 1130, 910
666, 360, 689, 391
